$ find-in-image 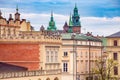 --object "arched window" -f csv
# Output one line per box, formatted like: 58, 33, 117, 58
54, 77, 59, 80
